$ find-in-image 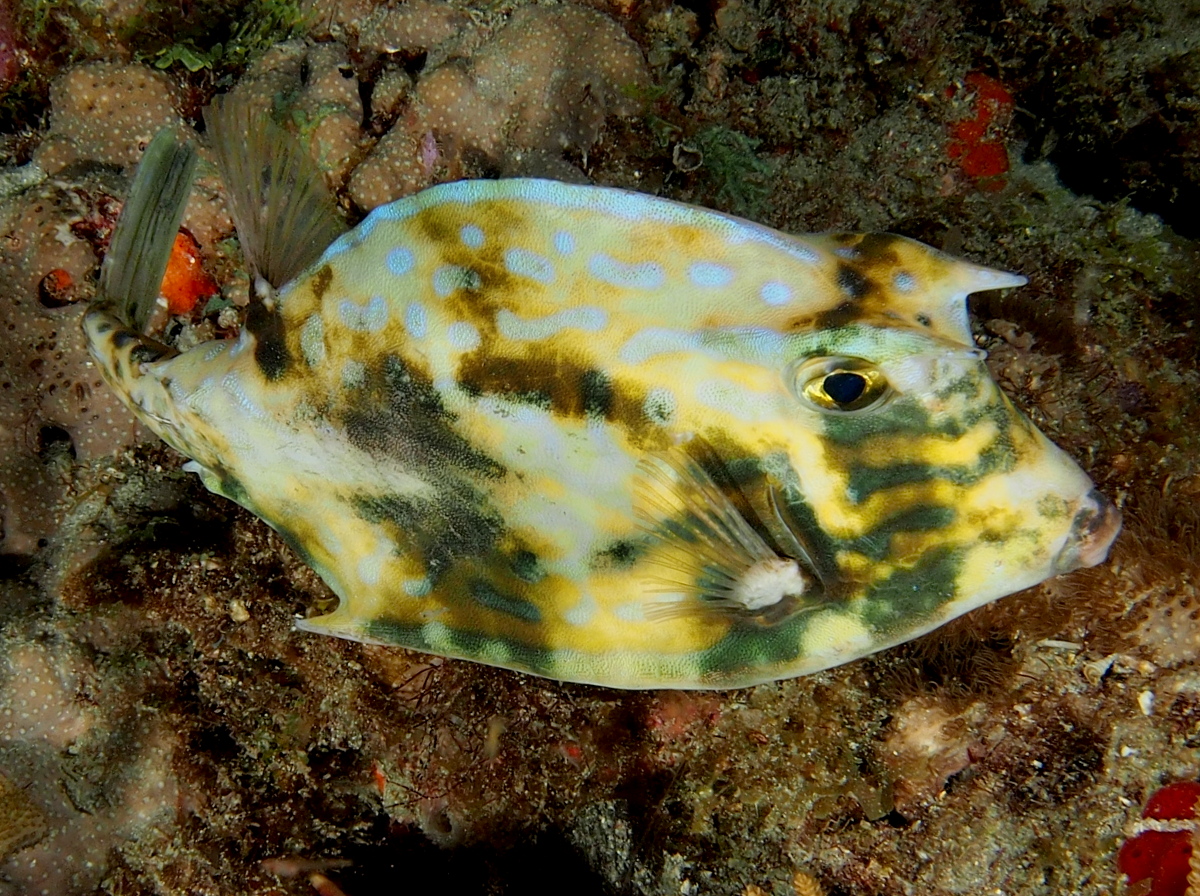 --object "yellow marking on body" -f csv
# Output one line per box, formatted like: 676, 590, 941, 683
855, 418, 1000, 468
800, 610, 874, 657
